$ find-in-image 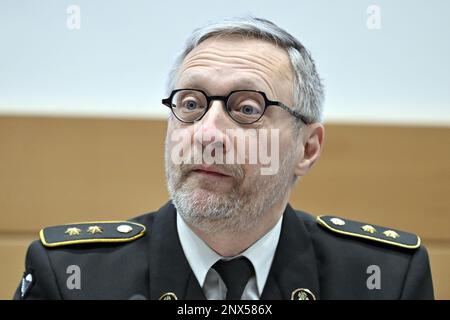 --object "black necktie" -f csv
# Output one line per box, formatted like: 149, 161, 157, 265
212, 257, 254, 300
